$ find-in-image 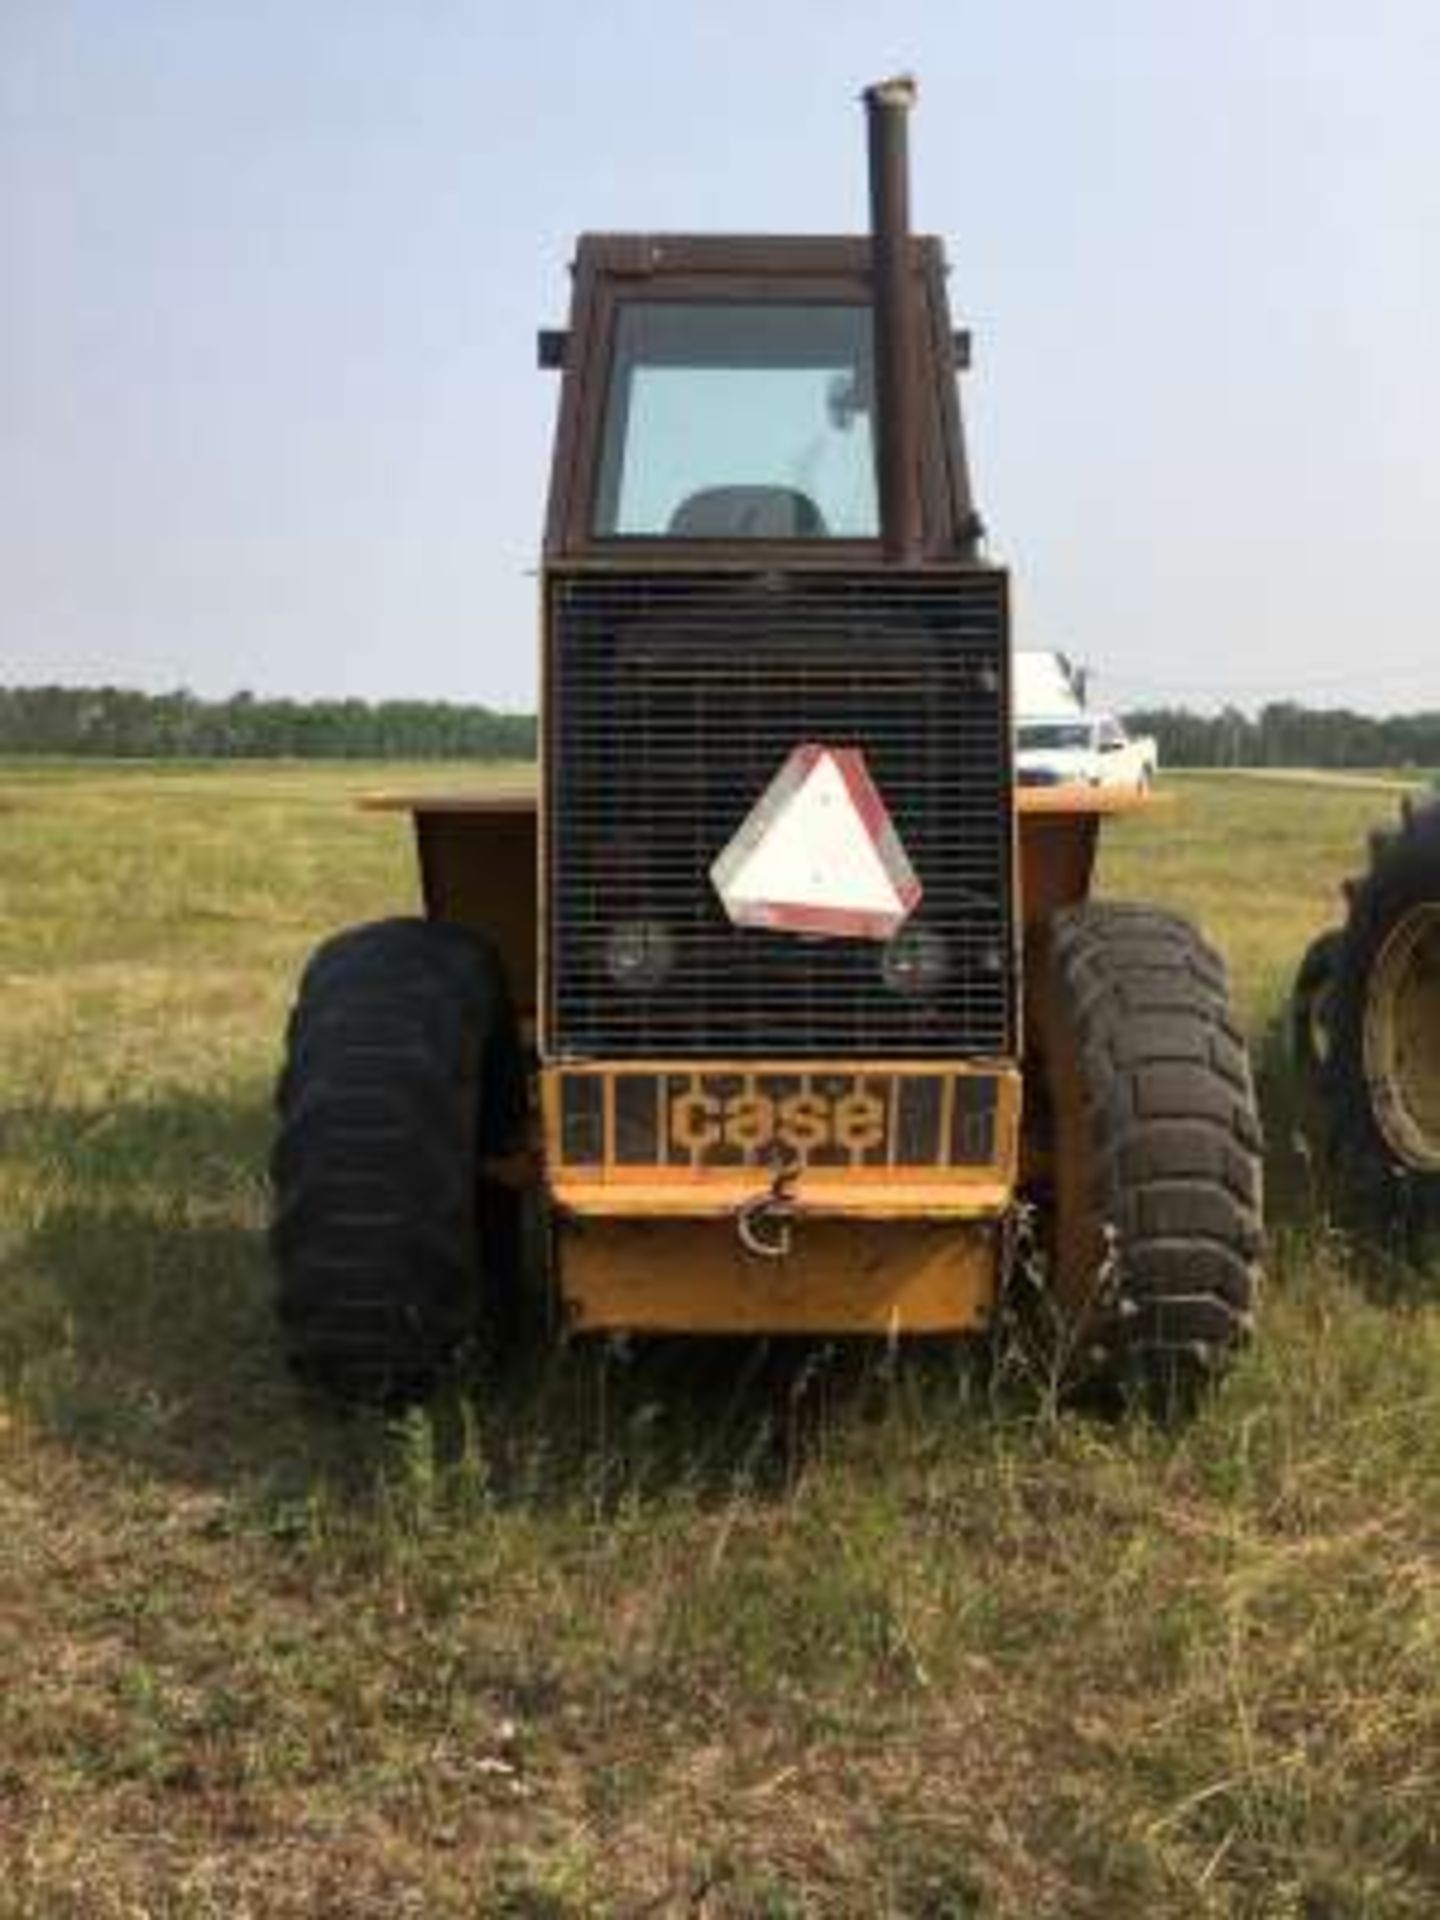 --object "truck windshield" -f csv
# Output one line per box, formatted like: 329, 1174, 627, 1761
593, 303, 880, 539
1019, 722, 1093, 751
